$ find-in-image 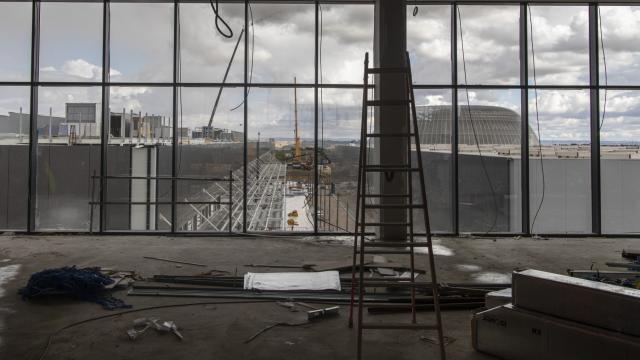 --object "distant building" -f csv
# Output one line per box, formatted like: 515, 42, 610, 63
66, 103, 97, 124
416, 105, 539, 146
